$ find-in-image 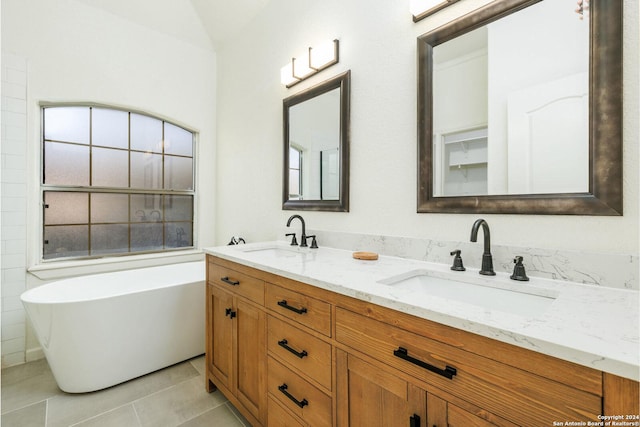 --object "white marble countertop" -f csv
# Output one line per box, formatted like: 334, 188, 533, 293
204, 241, 639, 381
